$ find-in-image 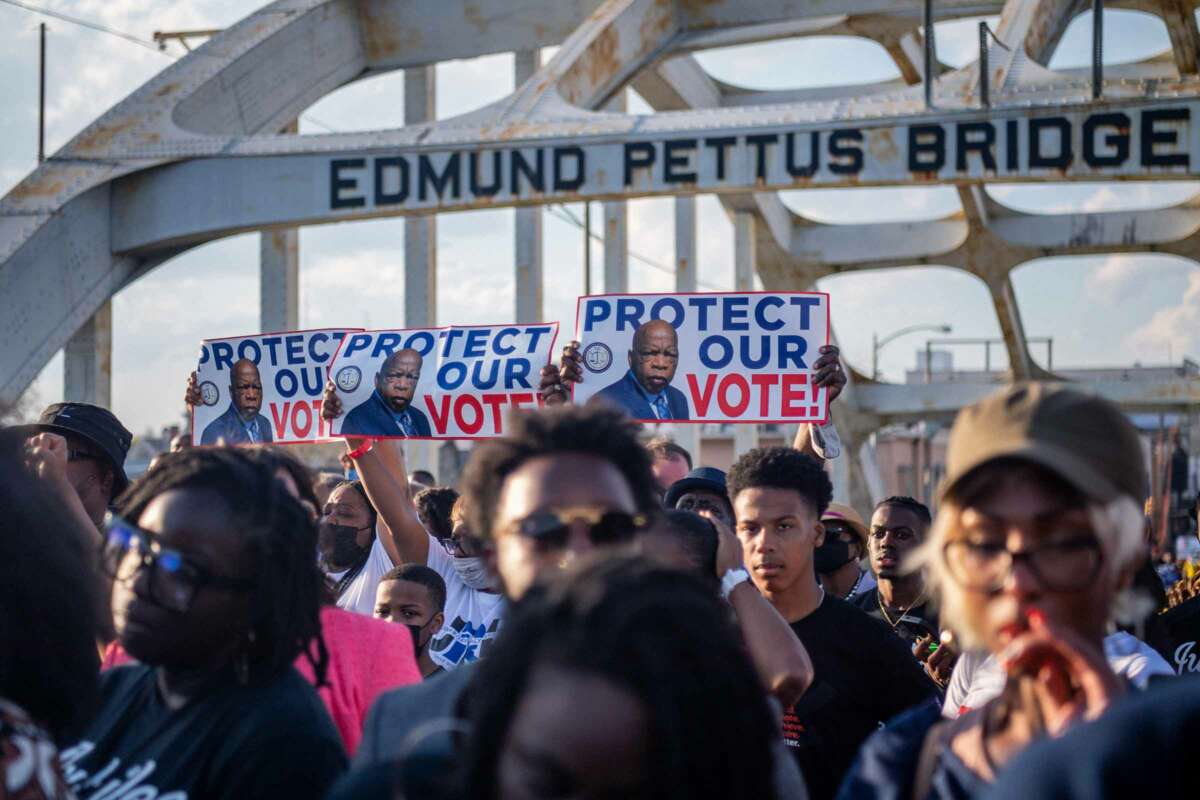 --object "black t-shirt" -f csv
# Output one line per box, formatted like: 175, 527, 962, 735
61, 664, 347, 800
784, 593, 939, 800
854, 587, 941, 652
